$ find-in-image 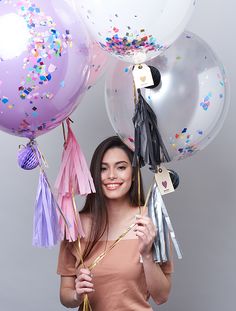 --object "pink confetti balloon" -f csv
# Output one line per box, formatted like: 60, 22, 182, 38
0, 0, 90, 139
